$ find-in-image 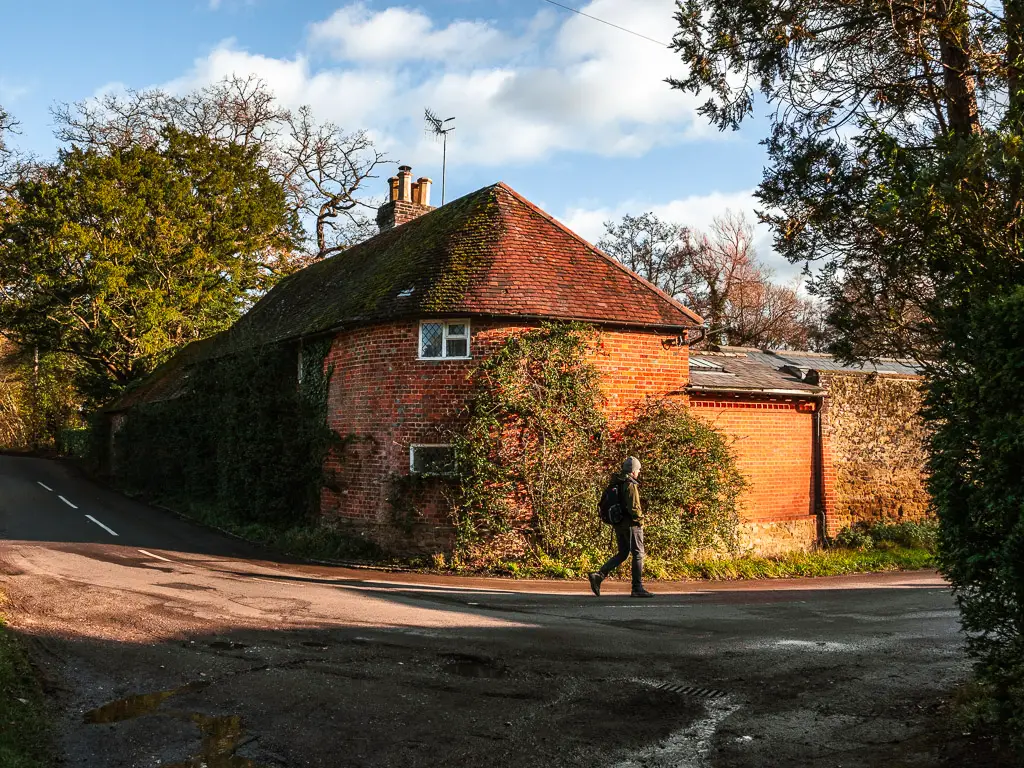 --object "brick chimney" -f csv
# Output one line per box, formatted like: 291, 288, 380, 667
376, 165, 435, 232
